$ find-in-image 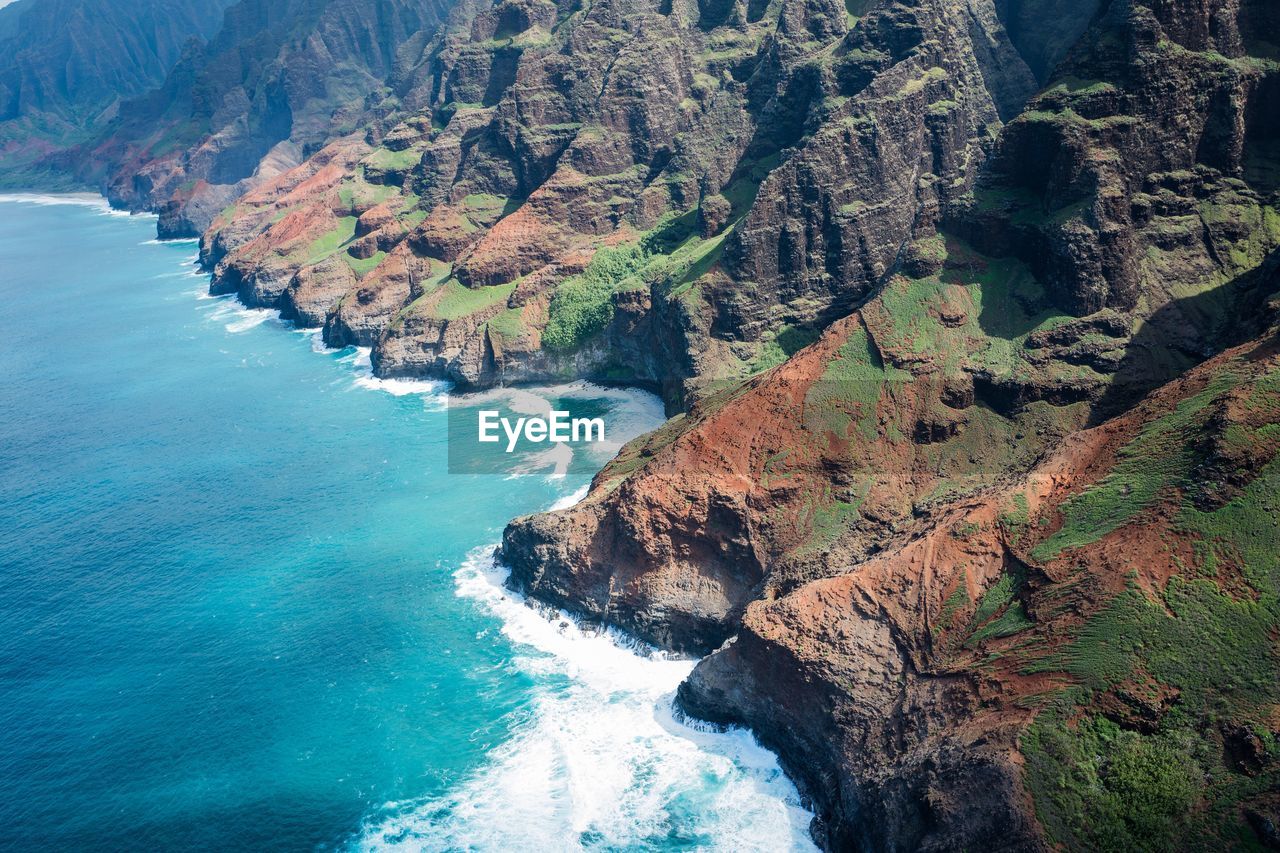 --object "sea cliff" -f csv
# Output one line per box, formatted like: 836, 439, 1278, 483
11, 0, 1280, 847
